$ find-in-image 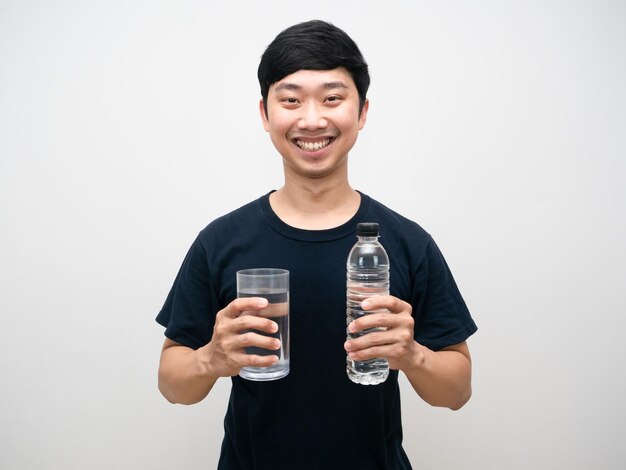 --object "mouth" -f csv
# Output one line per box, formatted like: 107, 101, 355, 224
293, 137, 334, 152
